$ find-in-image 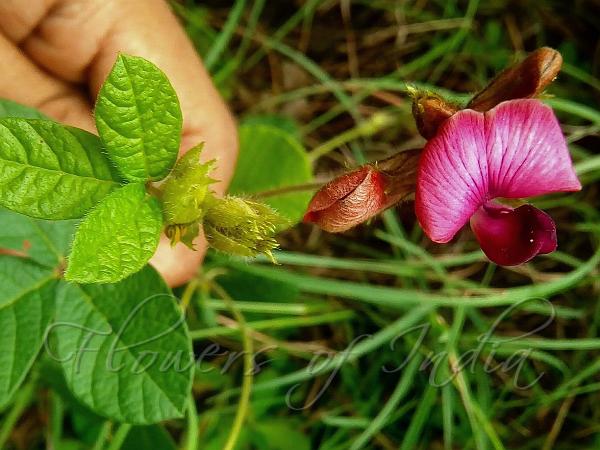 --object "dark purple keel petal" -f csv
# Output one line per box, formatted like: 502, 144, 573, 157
470, 203, 557, 266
